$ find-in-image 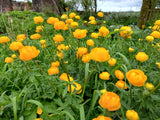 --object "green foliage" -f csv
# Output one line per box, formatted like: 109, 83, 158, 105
0, 10, 160, 120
